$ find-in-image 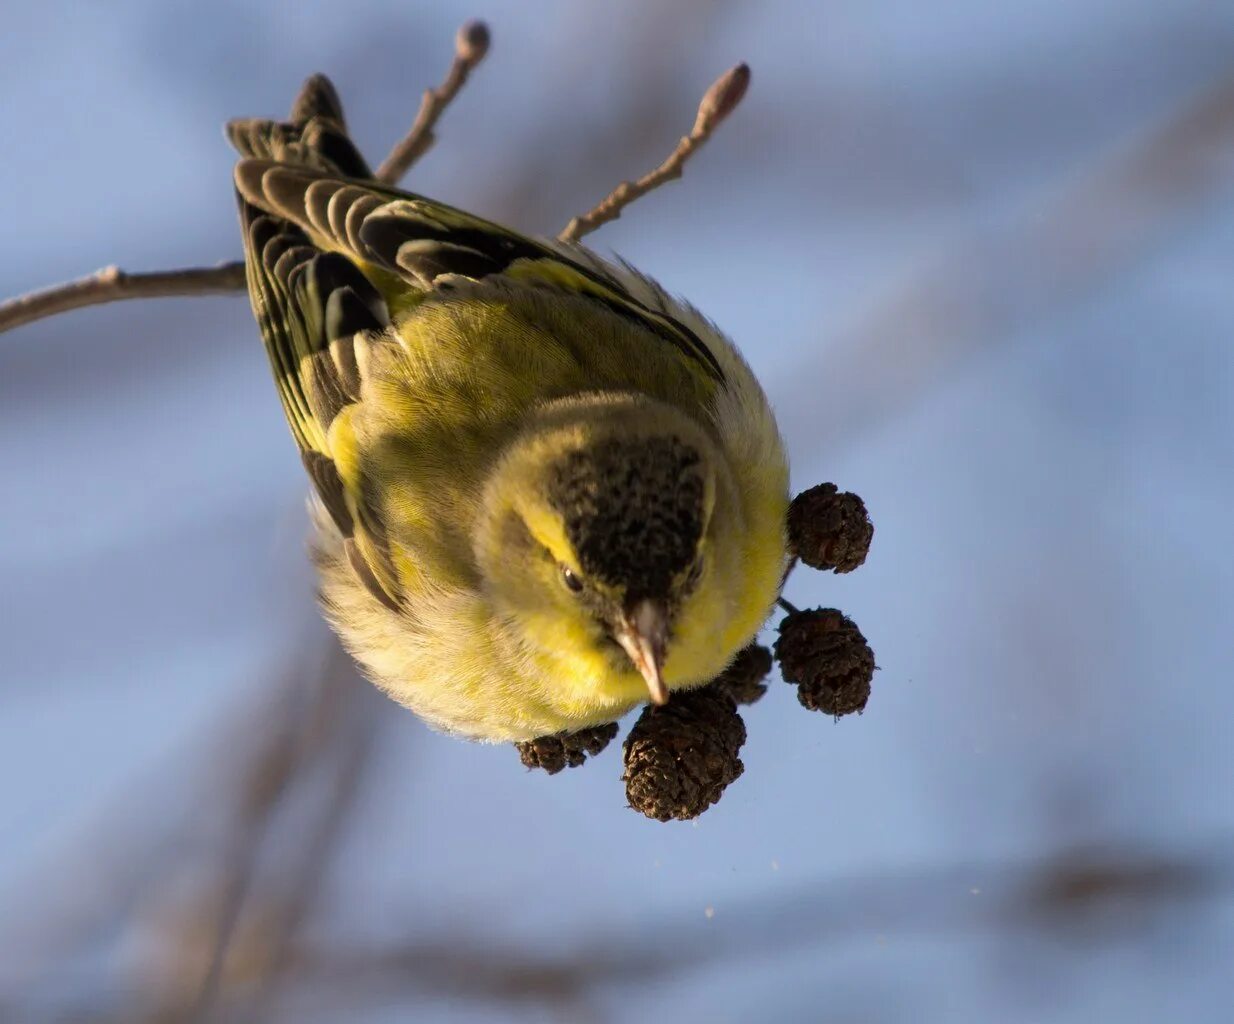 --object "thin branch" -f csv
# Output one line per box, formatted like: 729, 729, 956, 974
0, 26, 736, 336
557, 62, 750, 243
374, 19, 491, 184
0, 262, 246, 336
0, 22, 490, 338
